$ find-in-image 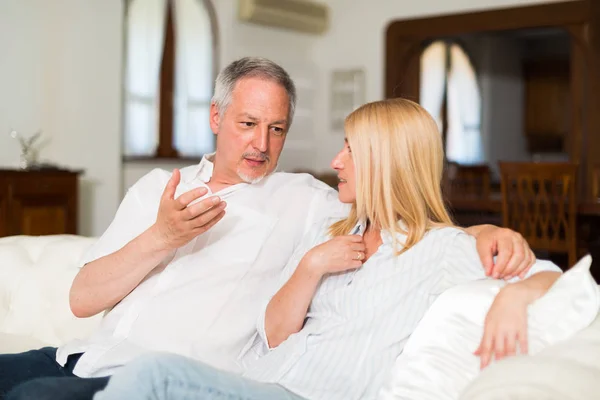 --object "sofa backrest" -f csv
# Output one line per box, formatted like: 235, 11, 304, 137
0, 235, 104, 347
